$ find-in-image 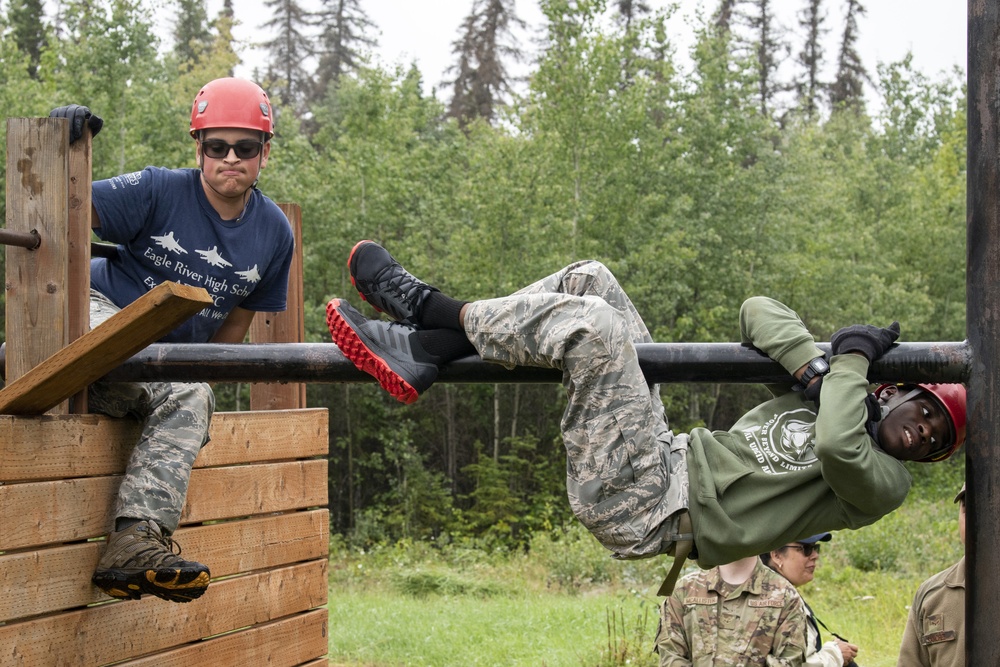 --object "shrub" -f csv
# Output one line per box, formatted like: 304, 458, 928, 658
392, 568, 513, 598
529, 522, 616, 591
